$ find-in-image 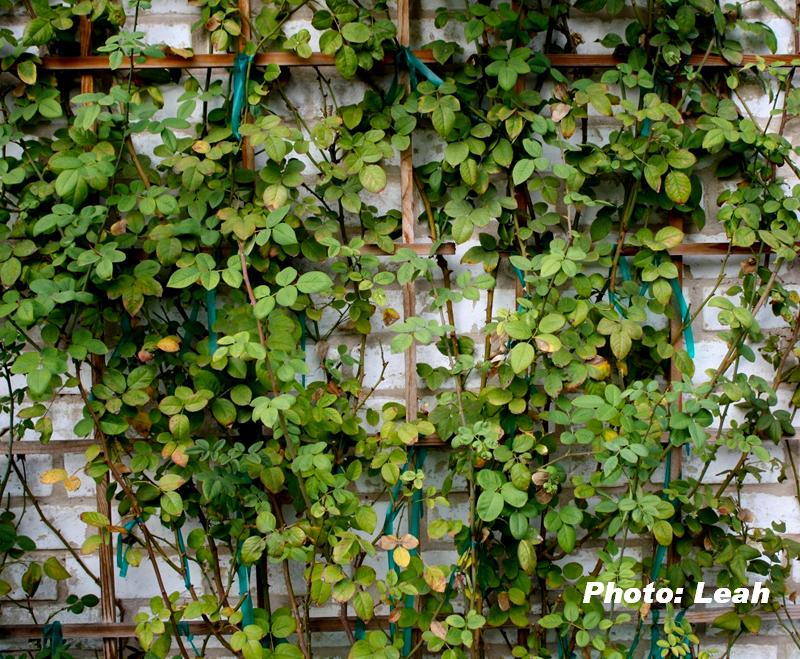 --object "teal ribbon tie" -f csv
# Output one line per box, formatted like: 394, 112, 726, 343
401, 46, 443, 89
380, 447, 427, 656
231, 53, 253, 141
176, 526, 193, 591
608, 253, 695, 358
117, 517, 142, 578
235, 543, 255, 628
177, 621, 201, 657
669, 277, 695, 358
207, 288, 218, 354
42, 621, 65, 658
